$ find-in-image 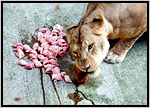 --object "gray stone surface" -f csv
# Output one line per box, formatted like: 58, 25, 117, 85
3, 3, 147, 105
